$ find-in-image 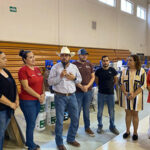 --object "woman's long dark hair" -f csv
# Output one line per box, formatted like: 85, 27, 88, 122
130, 55, 141, 70
19, 49, 31, 64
